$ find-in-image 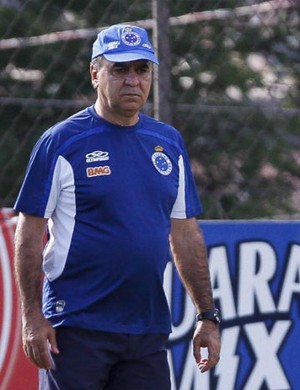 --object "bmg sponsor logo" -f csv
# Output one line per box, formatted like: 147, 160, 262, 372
86, 166, 111, 177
